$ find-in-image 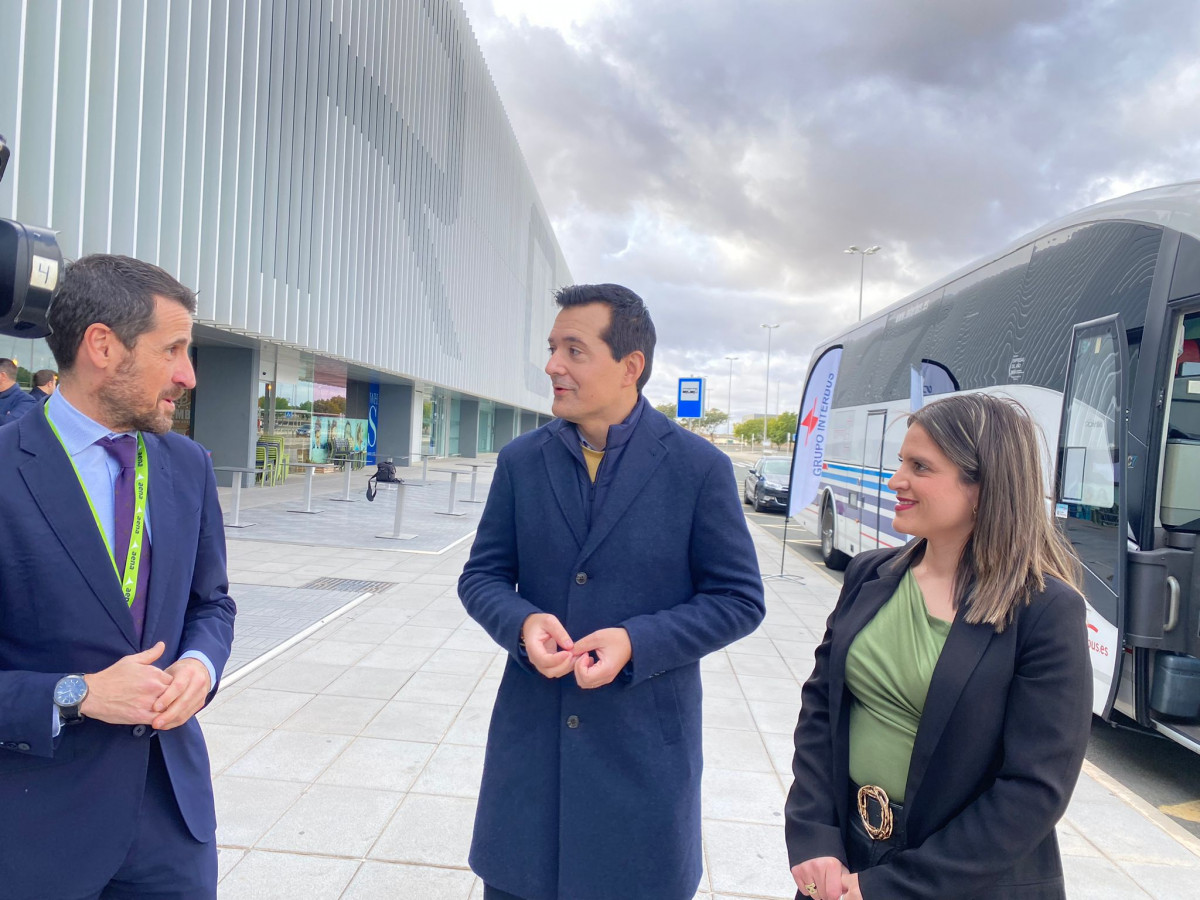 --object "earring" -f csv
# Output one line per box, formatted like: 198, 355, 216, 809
972, 505, 978, 517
